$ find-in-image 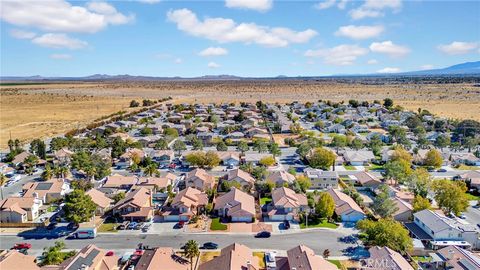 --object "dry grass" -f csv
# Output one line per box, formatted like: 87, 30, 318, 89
1, 80, 479, 148
199, 251, 220, 263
